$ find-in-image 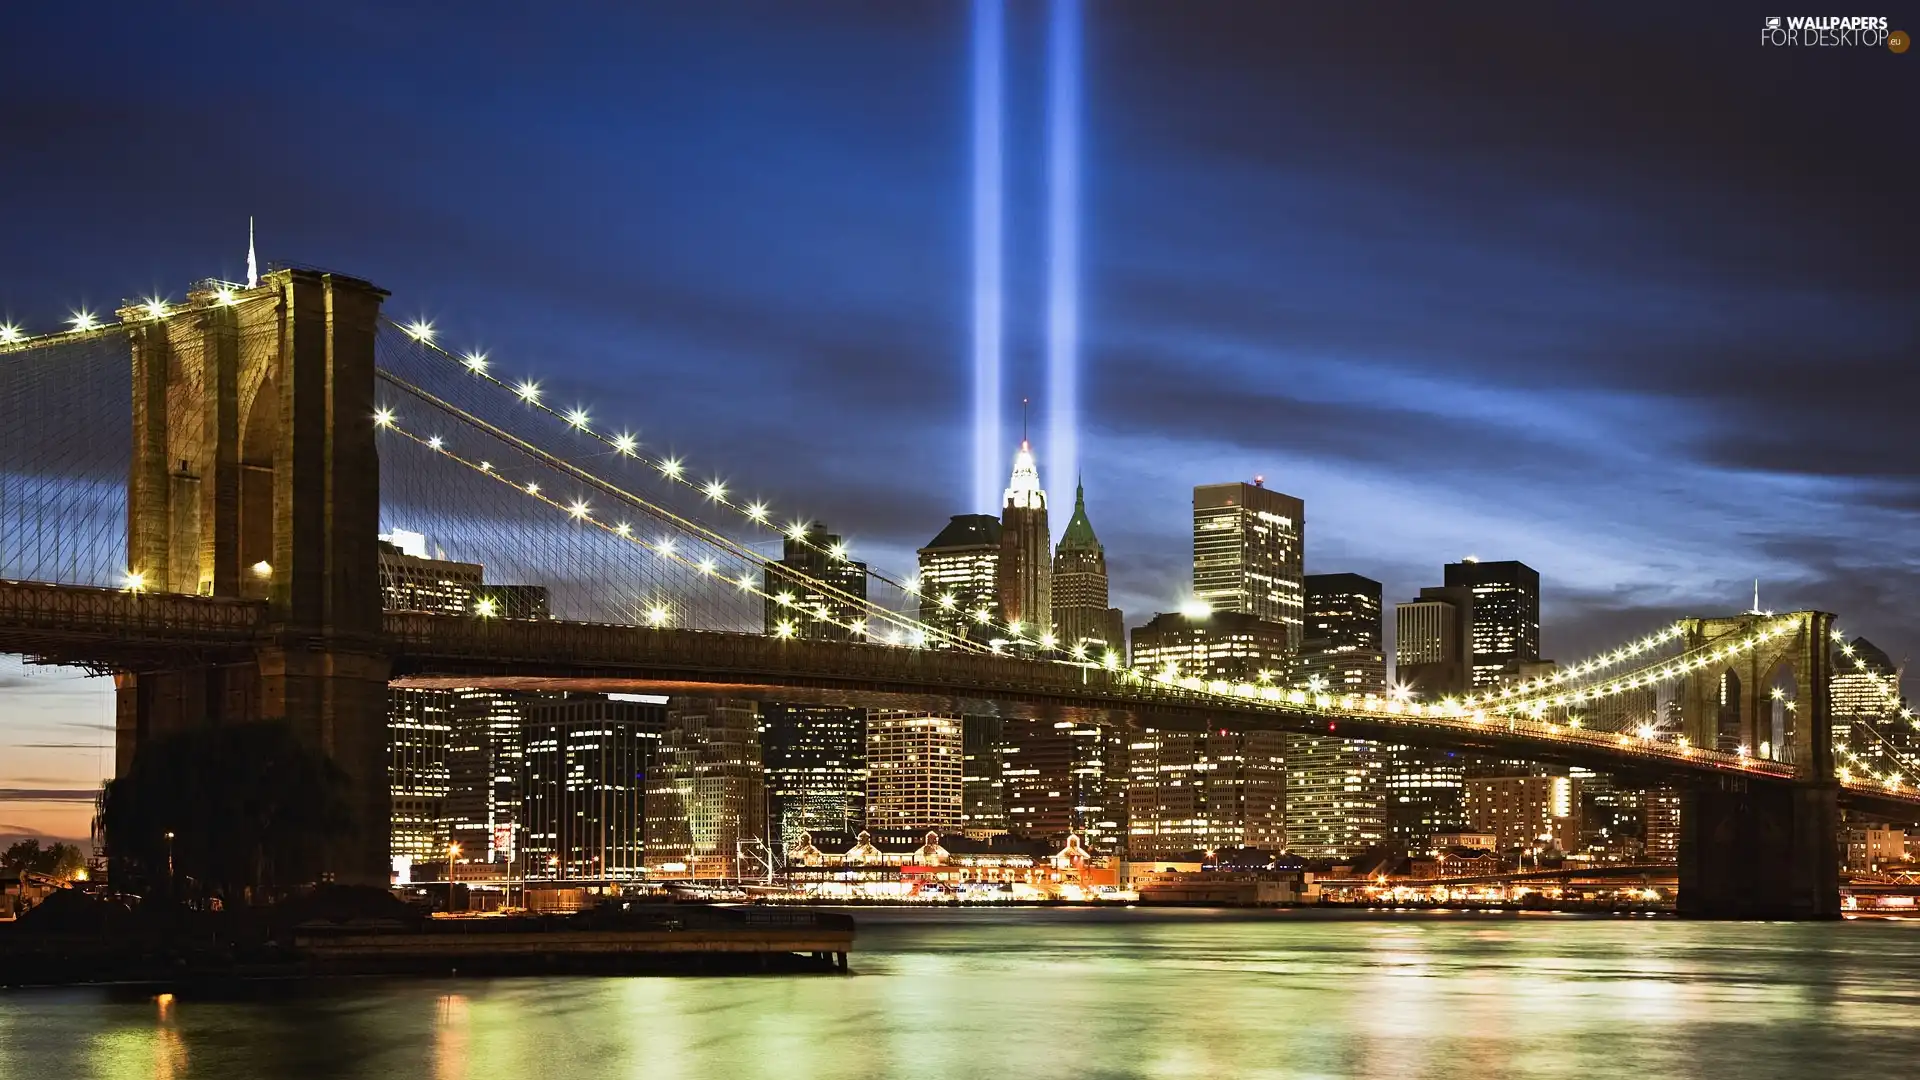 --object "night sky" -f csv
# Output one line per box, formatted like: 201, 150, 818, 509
2, 3, 1915, 841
